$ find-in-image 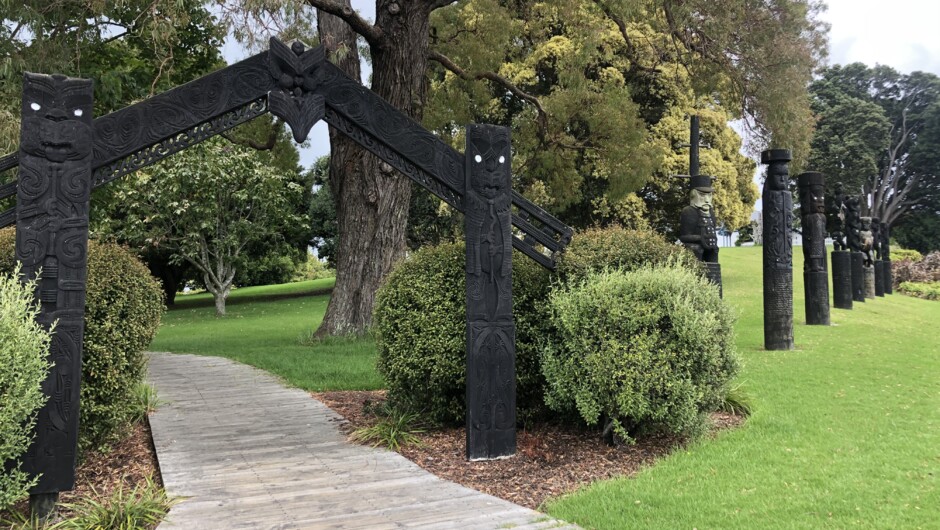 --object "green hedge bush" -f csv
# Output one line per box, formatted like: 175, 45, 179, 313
0, 228, 164, 452
557, 226, 700, 281
892, 248, 923, 263
898, 281, 940, 301
542, 263, 738, 442
374, 241, 551, 425
0, 266, 51, 510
